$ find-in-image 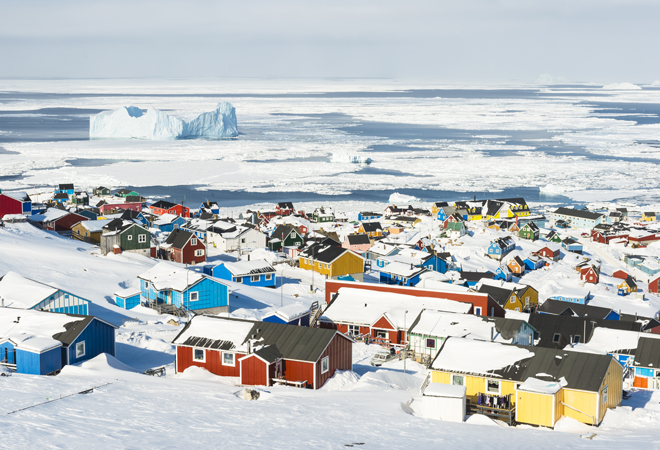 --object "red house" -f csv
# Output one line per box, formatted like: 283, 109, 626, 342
161, 229, 206, 264
536, 245, 561, 261
0, 191, 31, 217
319, 287, 475, 346
99, 202, 143, 215
580, 265, 600, 284
612, 270, 629, 280
173, 315, 352, 389
275, 202, 295, 216
649, 275, 660, 294
149, 200, 190, 218
325, 279, 504, 317
30, 208, 88, 232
